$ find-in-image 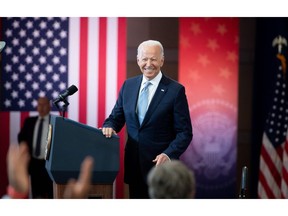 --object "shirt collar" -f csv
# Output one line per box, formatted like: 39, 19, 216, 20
141, 71, 162, 87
